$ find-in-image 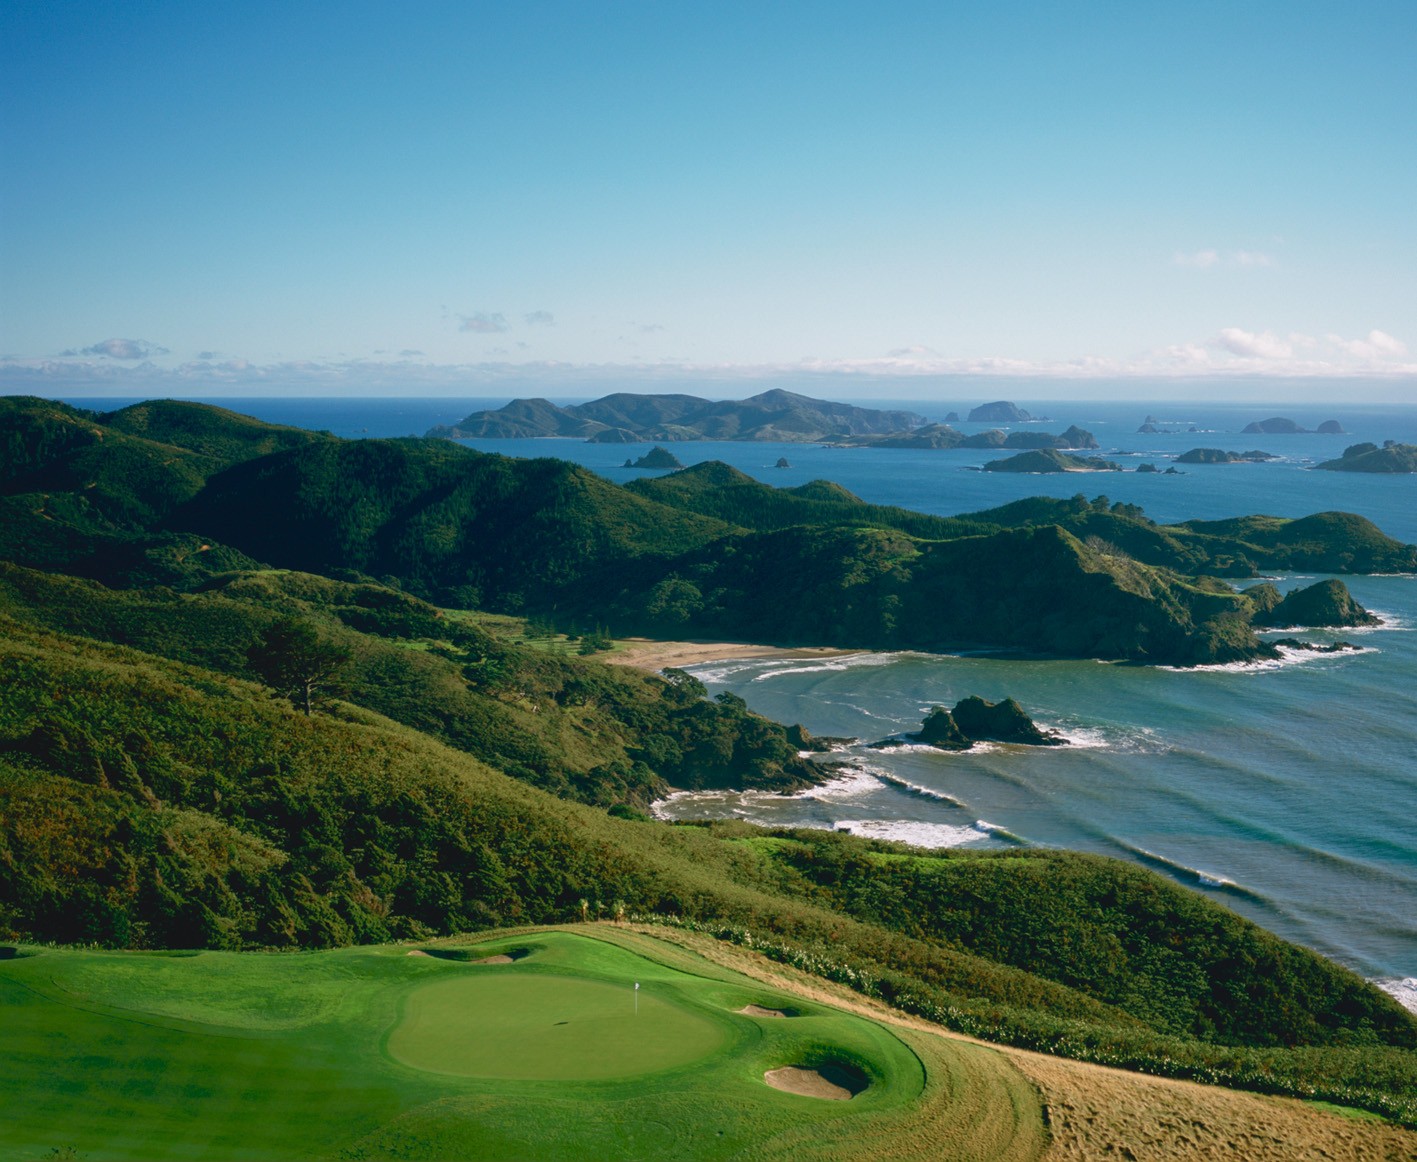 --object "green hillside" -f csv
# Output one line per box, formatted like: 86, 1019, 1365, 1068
2, 601, 1415, 1123
3, 394, 1417, 1135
